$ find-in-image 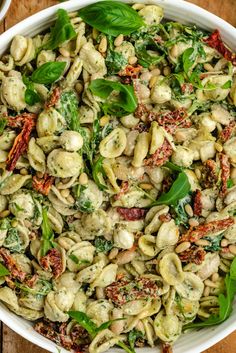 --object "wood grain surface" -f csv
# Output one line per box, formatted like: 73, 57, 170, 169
0, 0, 236, 352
